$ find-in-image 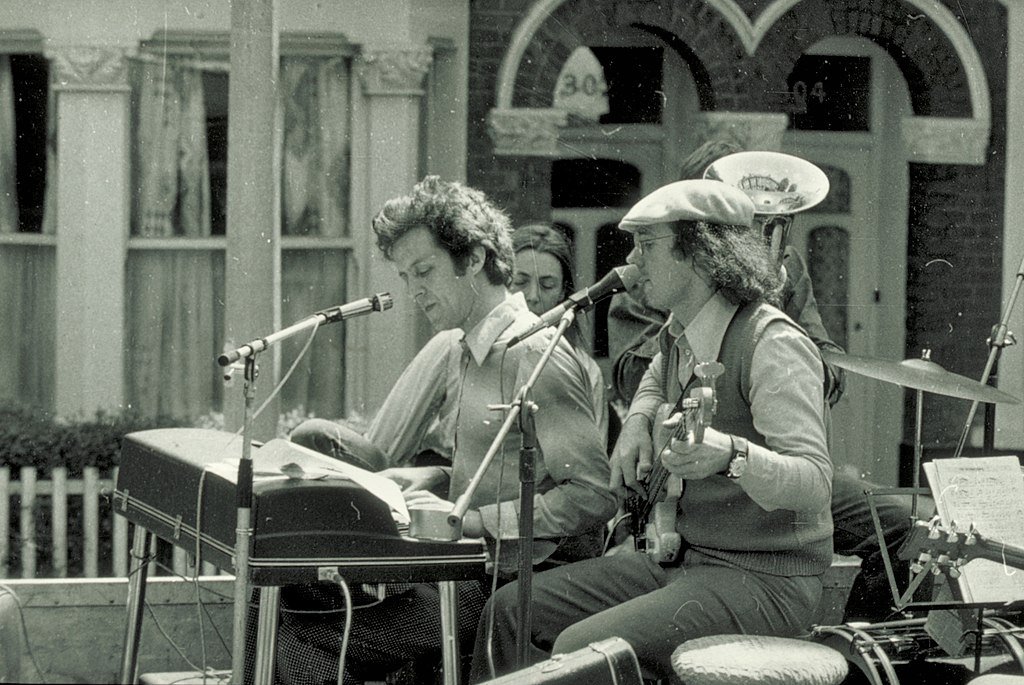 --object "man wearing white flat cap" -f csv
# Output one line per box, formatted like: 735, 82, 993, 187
470, 179, 833, 682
